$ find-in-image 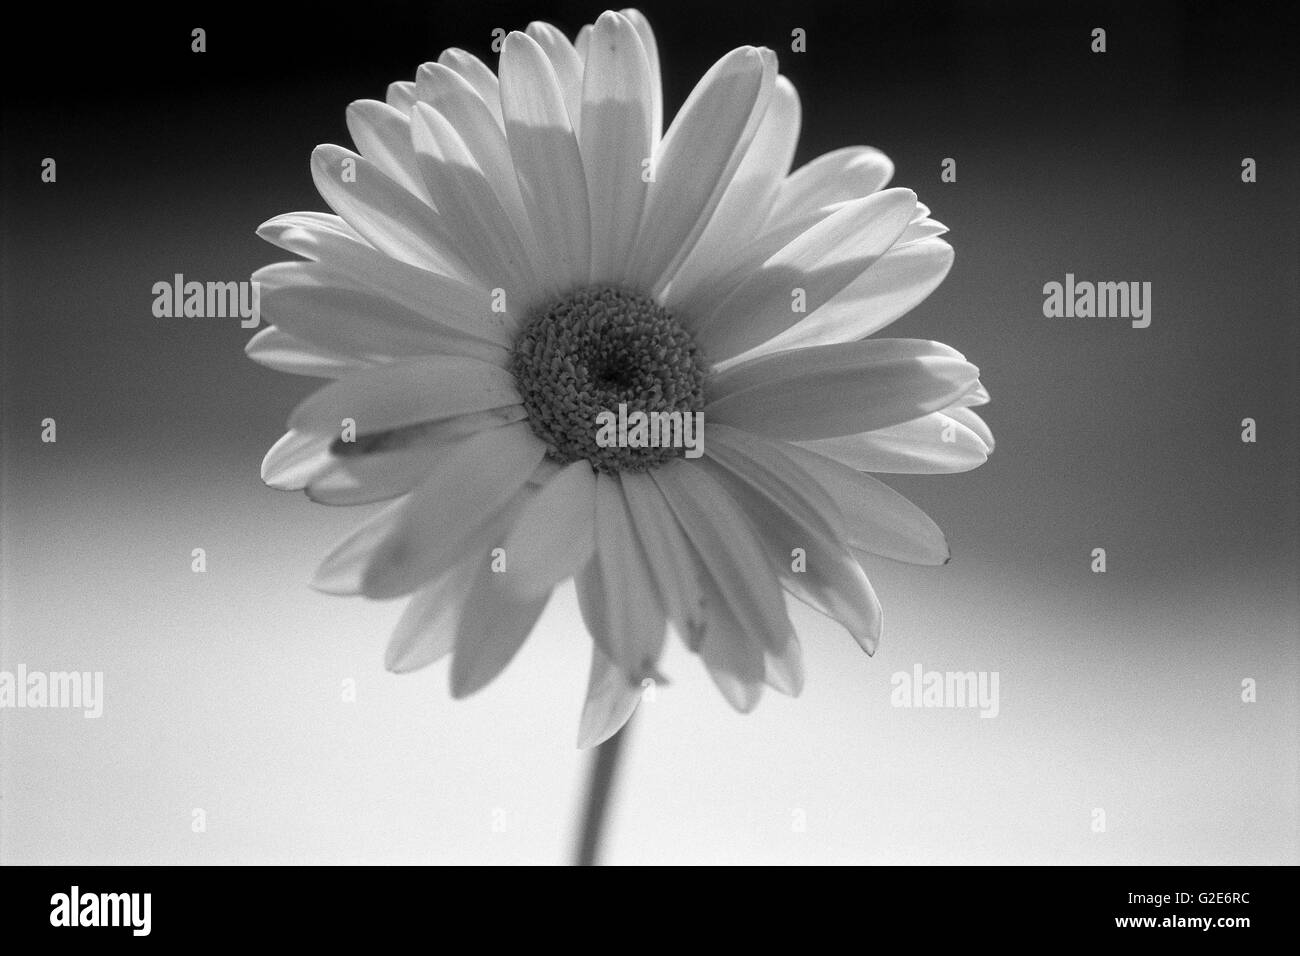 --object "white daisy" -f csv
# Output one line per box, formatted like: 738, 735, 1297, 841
250, 8, 993, 749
